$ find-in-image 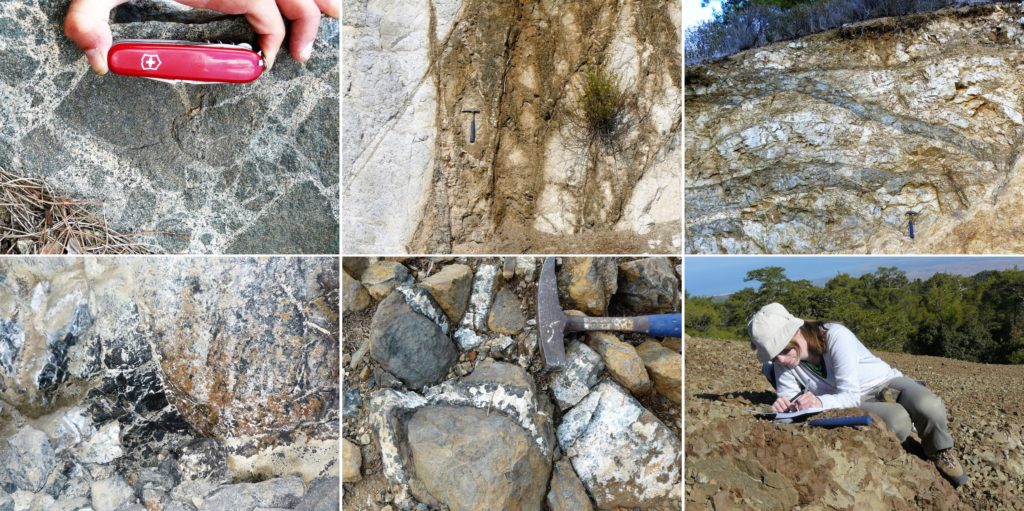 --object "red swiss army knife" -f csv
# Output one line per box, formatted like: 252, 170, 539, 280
108, 40, 265, 84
